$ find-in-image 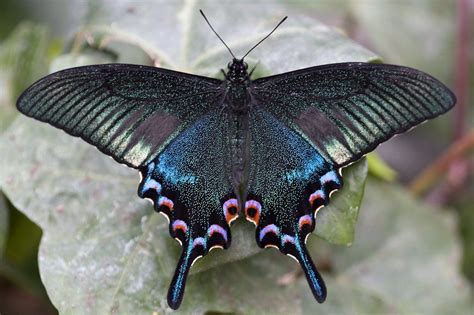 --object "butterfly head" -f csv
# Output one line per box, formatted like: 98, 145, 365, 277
226, 58, 249, 82
200, 10, 287, 79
